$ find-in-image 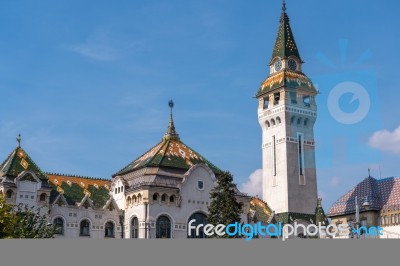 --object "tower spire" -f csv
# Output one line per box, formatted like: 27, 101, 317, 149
163, 100, 180, 141
269, 1, 301, 64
